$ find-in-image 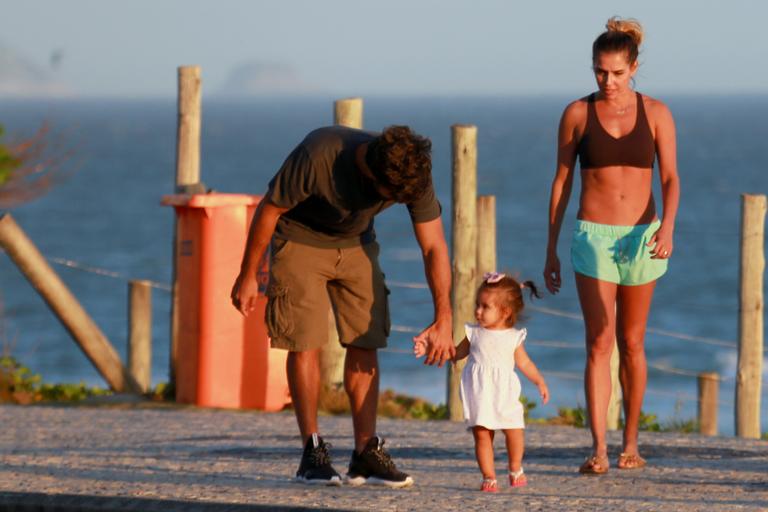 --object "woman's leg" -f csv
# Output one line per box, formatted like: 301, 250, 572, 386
616, 281, 656, 457
575, 273, 618, 459
472, 427, 496, 479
